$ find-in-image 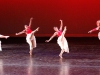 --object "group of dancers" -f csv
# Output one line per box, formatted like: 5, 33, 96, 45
0, 17, 100, 58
